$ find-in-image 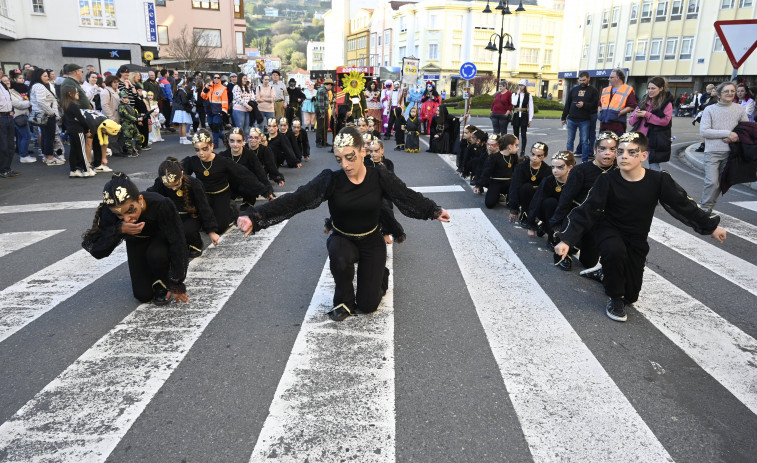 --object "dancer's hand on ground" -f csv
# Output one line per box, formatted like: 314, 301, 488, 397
209, 232, 220, 246
527, 229, 536, 238
121, 222, 145, 235
508, 212, 518, 223
711, 226, 727, 243
436, 209, 451, 222
473, 187, 482, 195
554, 242, 570, 260
237, 216, 253, 237
167, 291, 190, 303
384, 235, 393, 245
